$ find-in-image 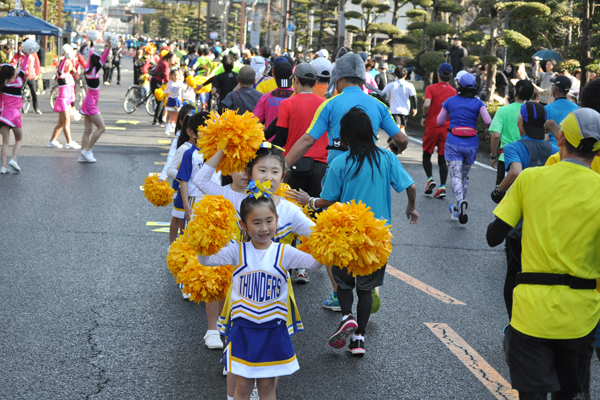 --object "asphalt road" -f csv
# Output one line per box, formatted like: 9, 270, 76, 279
1, 57, 599, 400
